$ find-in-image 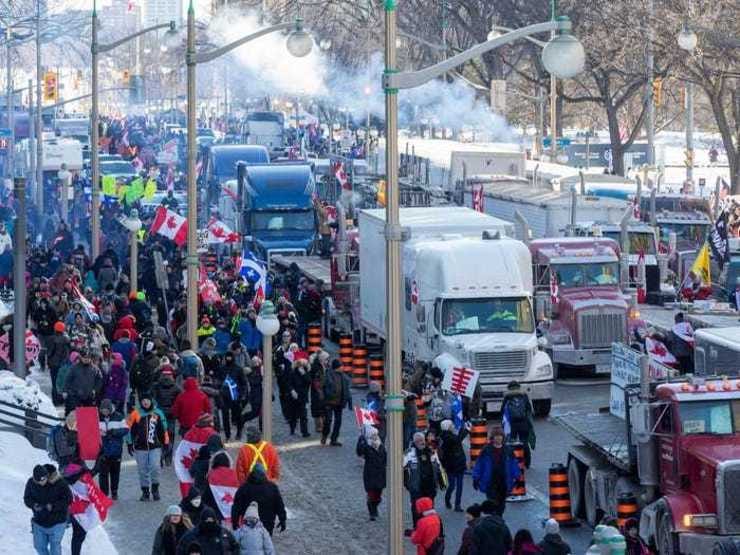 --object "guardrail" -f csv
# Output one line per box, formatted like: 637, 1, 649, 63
0, 399, 63, 449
